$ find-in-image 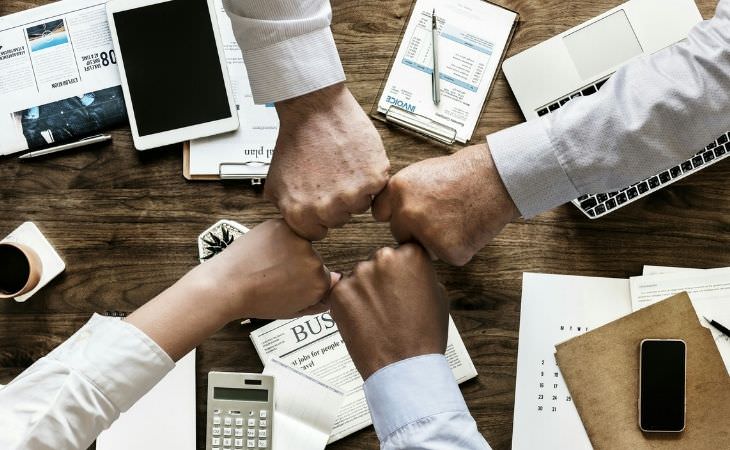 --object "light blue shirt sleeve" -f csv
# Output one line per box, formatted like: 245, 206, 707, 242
363, 354, 491, 450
